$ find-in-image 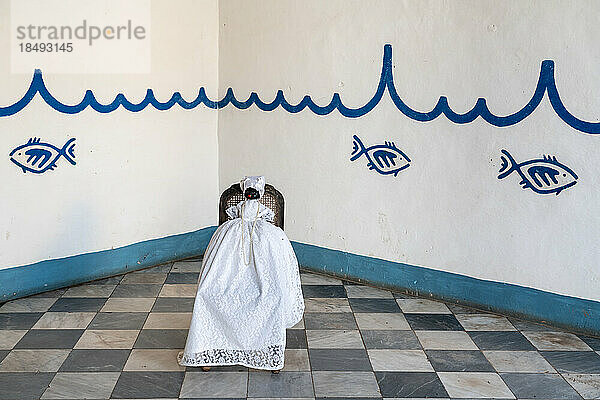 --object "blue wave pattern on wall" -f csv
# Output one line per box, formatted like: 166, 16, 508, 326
1, 44, 598, 134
